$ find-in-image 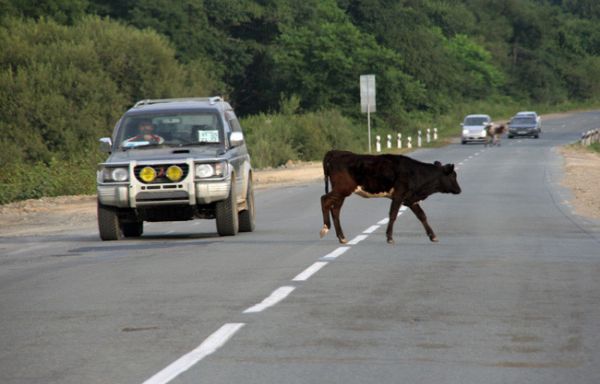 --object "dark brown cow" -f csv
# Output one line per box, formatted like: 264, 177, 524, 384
320, 150, 461, 244
484, 123, 507, 147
